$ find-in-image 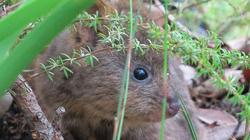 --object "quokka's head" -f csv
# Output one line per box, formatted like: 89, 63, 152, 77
40, 0, 180, 124
65, 43, 180, 123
